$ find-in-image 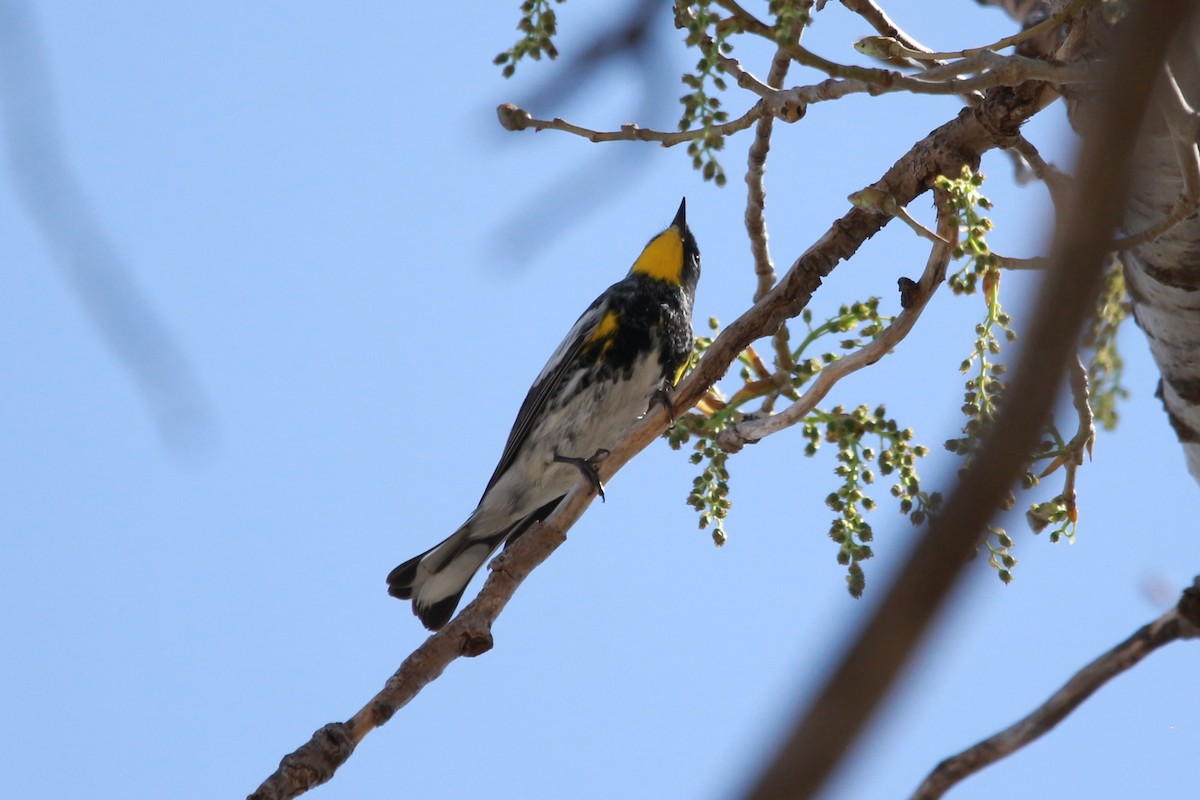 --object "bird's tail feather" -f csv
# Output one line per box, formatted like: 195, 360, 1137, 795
387, 526, 502, 631
387, 496, 565, 631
